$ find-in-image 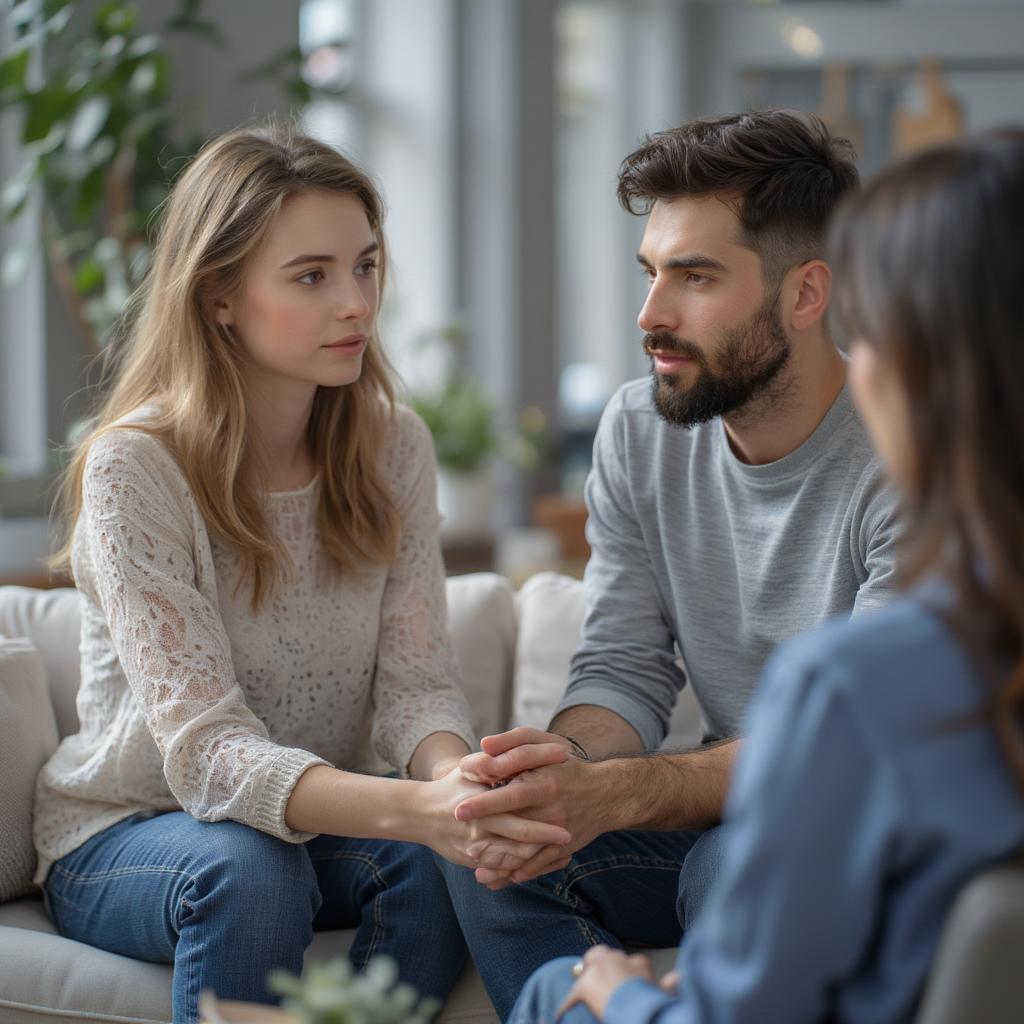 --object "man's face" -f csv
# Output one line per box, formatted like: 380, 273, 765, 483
637, 195, 791, 427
